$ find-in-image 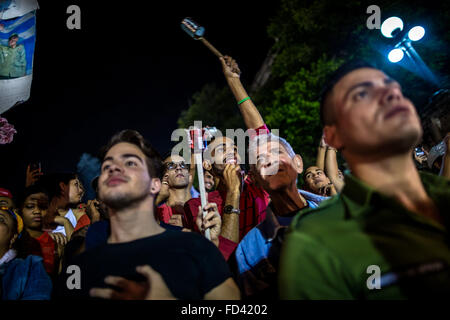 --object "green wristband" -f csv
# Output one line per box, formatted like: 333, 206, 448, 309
237, 97, 251, 105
